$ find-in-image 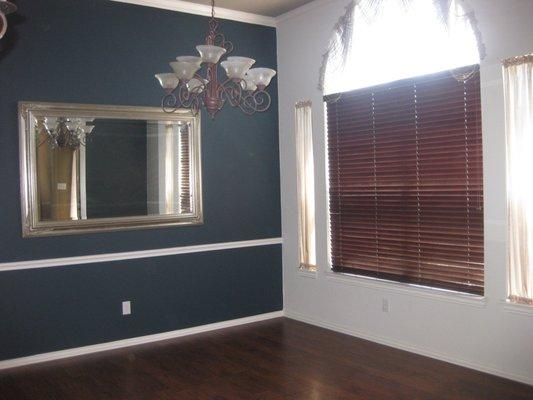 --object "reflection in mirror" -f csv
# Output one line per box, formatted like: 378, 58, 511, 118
35, 118, 193, 221
19, 103, 202, 237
